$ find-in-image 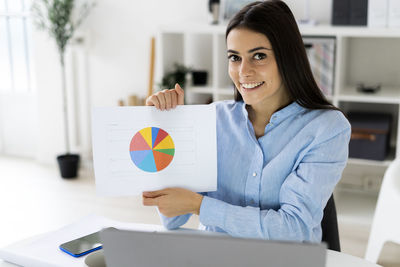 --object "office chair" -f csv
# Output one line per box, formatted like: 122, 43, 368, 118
365, 159, 400, 263
321, 194, 341, 252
